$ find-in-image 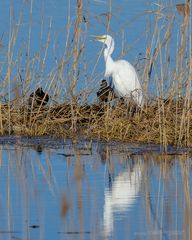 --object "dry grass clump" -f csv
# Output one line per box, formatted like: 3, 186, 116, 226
82, 98, 192, 147
0, 97, 191, 147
